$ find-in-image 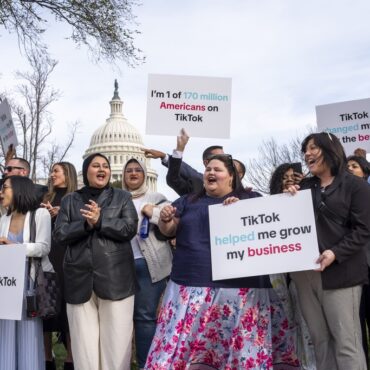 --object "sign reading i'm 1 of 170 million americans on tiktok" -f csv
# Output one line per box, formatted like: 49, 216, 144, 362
145, 74, 232, 139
